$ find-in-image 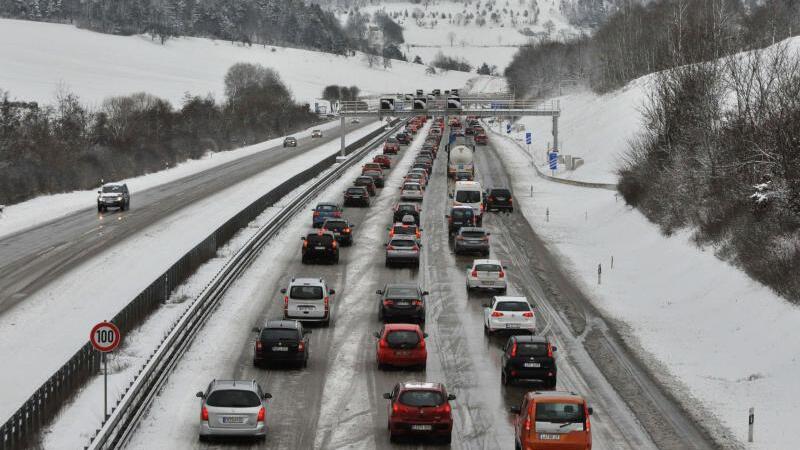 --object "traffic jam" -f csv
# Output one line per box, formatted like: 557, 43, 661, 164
195, 114, 594, 449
